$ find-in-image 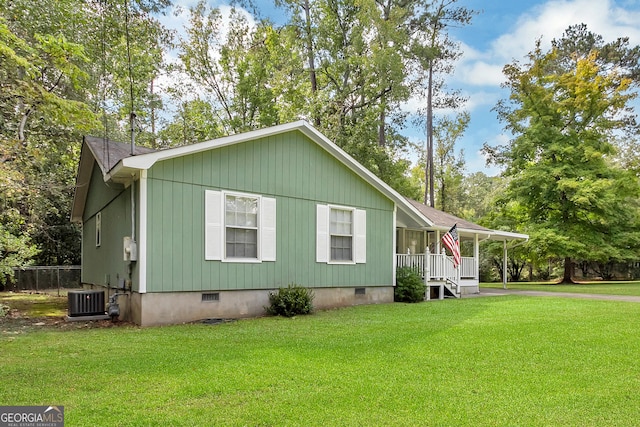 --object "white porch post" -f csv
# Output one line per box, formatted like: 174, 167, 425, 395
502, 240, 508, 290
436, 230, 441, 254
474, 233, 479, 280
424, 248, 430, 301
